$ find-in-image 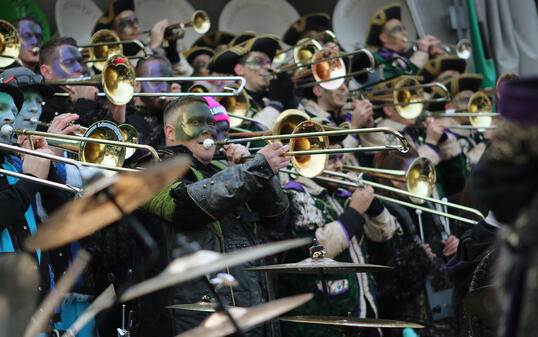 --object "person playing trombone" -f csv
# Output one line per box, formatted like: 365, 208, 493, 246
10, 16, 43, 72
277, 142, 399, 337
